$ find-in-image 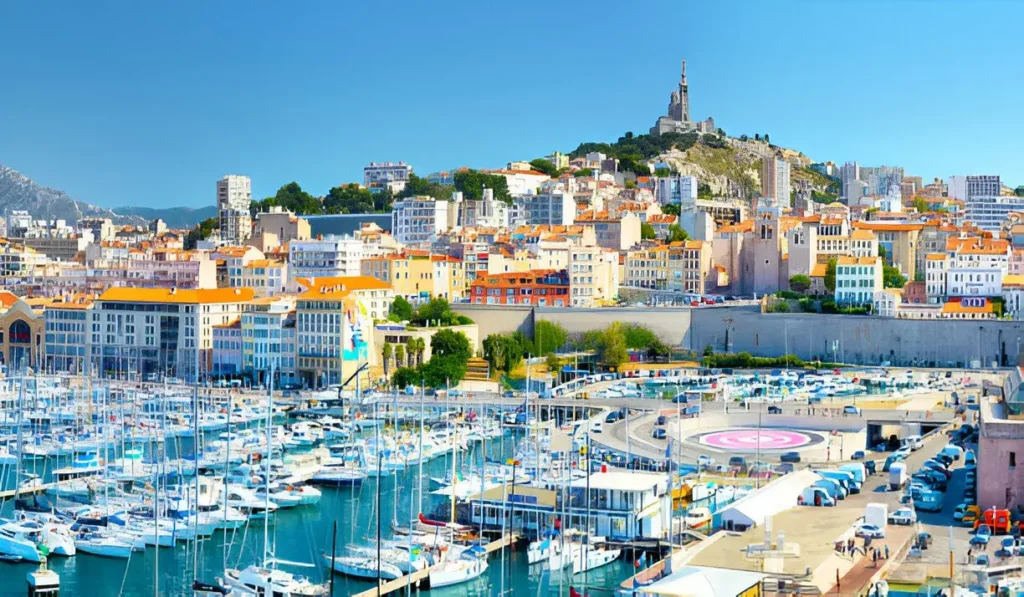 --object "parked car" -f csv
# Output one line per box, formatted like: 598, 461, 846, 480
843, 405, 862, 416
767, 406, 783, 414
780, 451, 801, 463
656, 415, 667, 426
889, 508, 917, 525
851, 451, 866, 460
954, 503, 970, 522
855, 523, 886, 539
697, 455, 714, 469
652, 428, 667, 440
